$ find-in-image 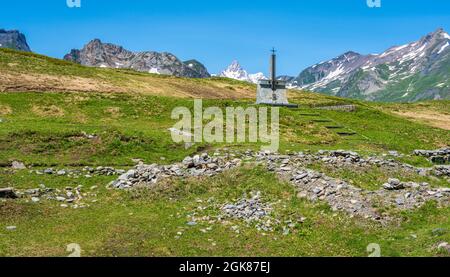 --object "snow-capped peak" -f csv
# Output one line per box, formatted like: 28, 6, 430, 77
248, 72, 266, 84
219, 60, 249, 81
219, 61, 266, 84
